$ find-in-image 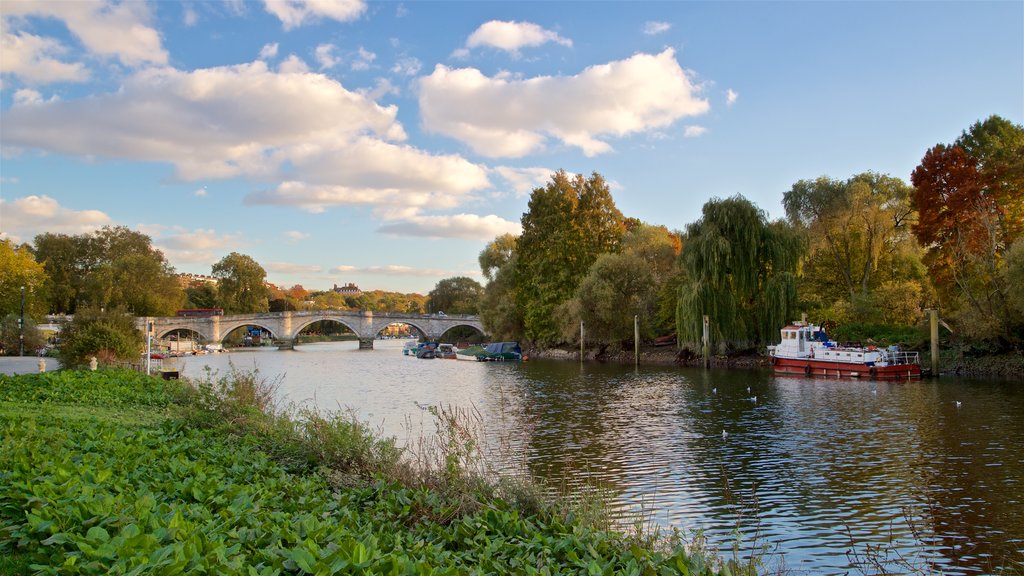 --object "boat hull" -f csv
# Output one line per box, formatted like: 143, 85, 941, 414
772, 357, 921, 380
